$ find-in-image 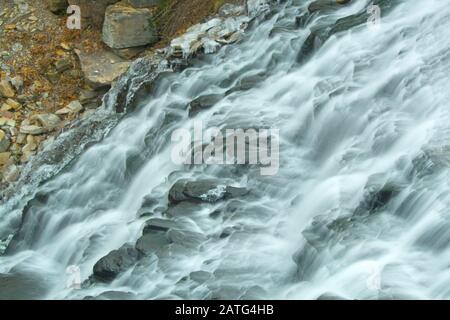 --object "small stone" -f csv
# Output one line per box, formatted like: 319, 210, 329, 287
16, 133, 26, 145
0, 129, 11, 153
33, 113, 61, 130
0, 152, 11, 166
5, 98, 21, 109
55, 58, 72, 73
19, 125, 47, 135
0, 79, 15, 98
11, 43, 23, 52
0, 117, 15, 127
3, 164, 19, 183
1, 103, 12, 111
24, 135, 37, 151
9, 76, 23, 92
